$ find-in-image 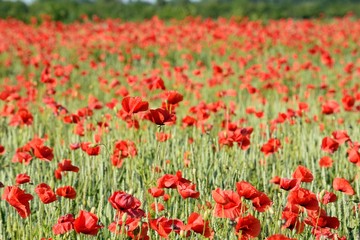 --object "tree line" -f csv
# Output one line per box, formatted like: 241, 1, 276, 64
0, 0, 359, 22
